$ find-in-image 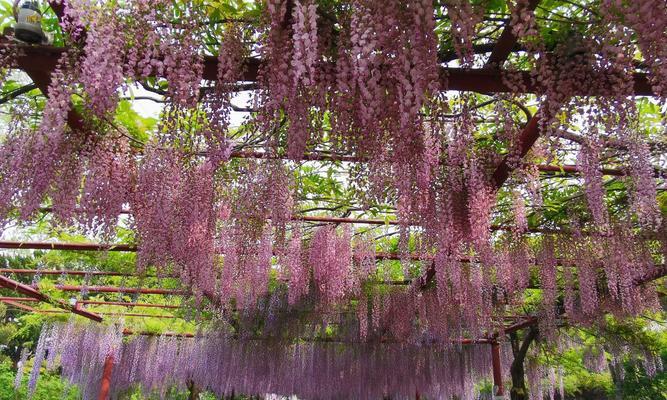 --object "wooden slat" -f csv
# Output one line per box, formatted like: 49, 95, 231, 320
485, 0, 541, 67
4, 43, 656, 96
0, 275, 102, 321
